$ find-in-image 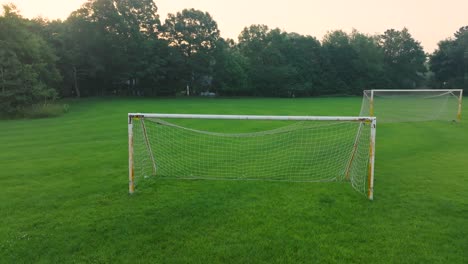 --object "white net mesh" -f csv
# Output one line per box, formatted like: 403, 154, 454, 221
131, 117, 373, 197
360, 89, 463, 123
